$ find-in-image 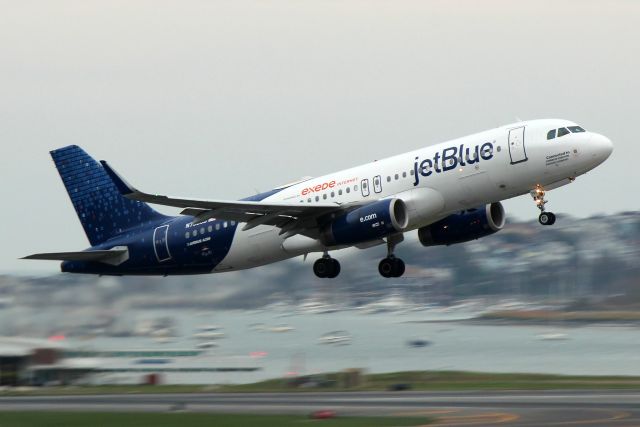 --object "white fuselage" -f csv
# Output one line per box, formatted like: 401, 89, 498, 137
216, 119, 613, 271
